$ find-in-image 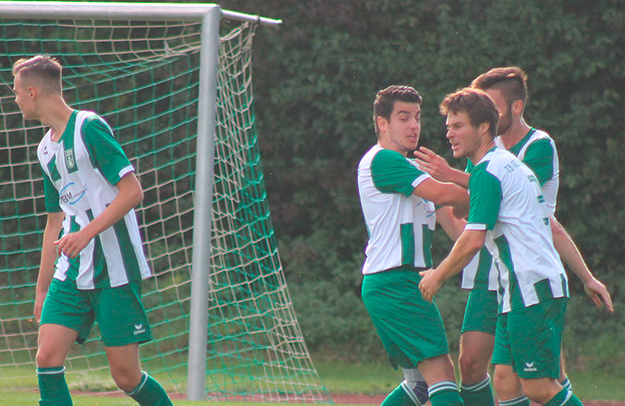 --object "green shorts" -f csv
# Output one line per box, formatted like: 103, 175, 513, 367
361, 268, 449, 370
461, 288, 498, 335
40, 277, 152, 347
491, 298, 567, 379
